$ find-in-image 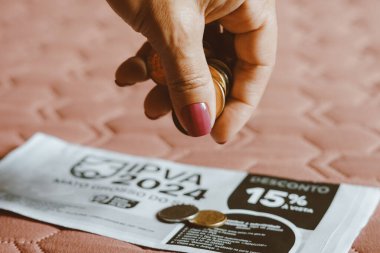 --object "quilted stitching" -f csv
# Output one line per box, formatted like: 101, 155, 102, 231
0, 0, 379, 252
